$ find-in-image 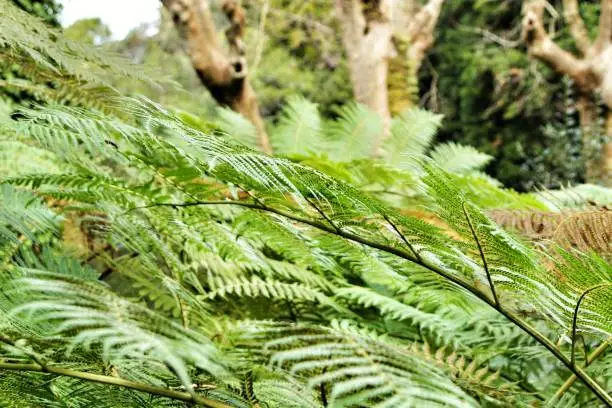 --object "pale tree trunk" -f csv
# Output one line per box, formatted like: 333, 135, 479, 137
161, 0, 272, 154
335, 0, 445, 155
605, 109, 612, 180
522, 0, 612, 185
335, 0, 394, 149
